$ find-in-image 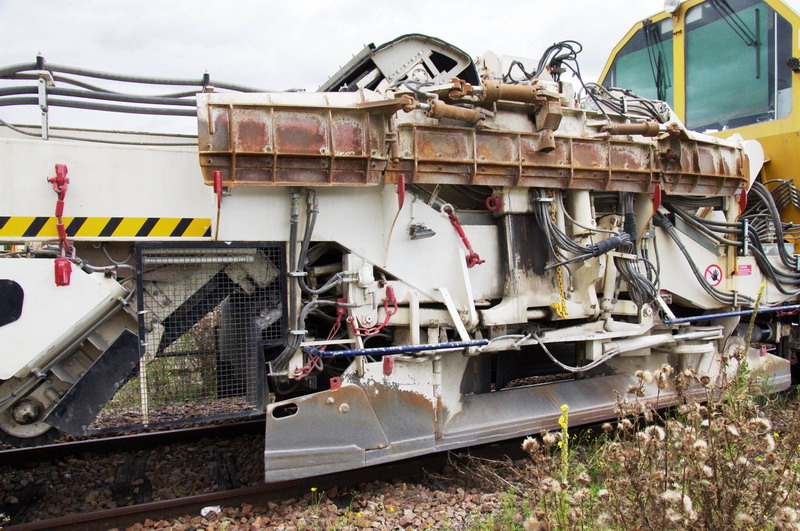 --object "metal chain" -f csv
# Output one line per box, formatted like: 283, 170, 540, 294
550, 192, 569, 319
